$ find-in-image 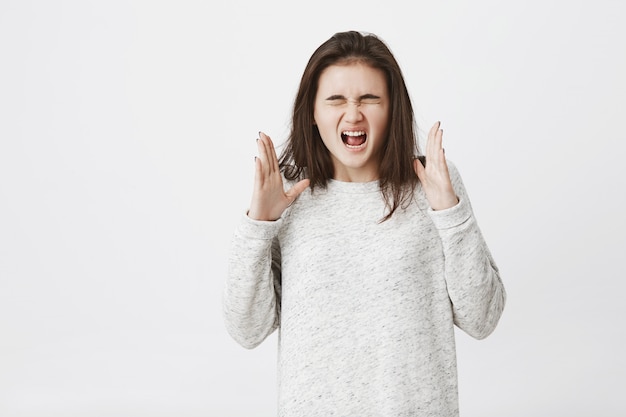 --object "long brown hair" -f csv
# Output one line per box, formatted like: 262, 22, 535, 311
279, 31, 420, 221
